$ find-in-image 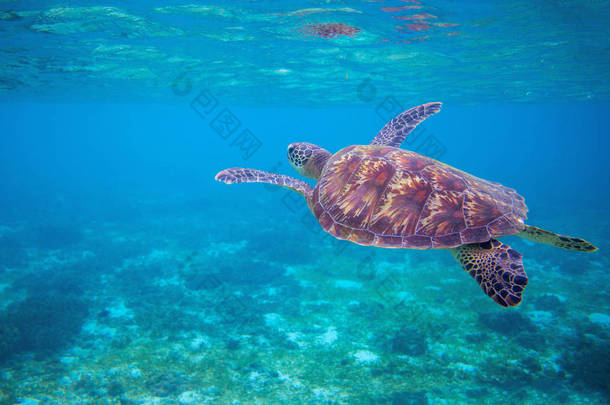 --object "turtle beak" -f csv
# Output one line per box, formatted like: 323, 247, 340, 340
287, 144, 296, 164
